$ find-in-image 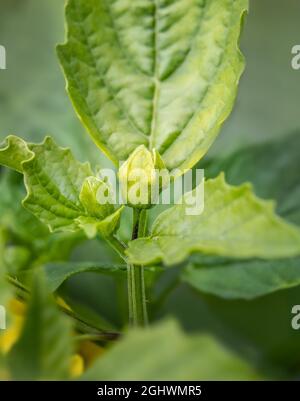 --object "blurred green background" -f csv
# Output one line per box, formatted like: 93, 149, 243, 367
1, 0, 300, 377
